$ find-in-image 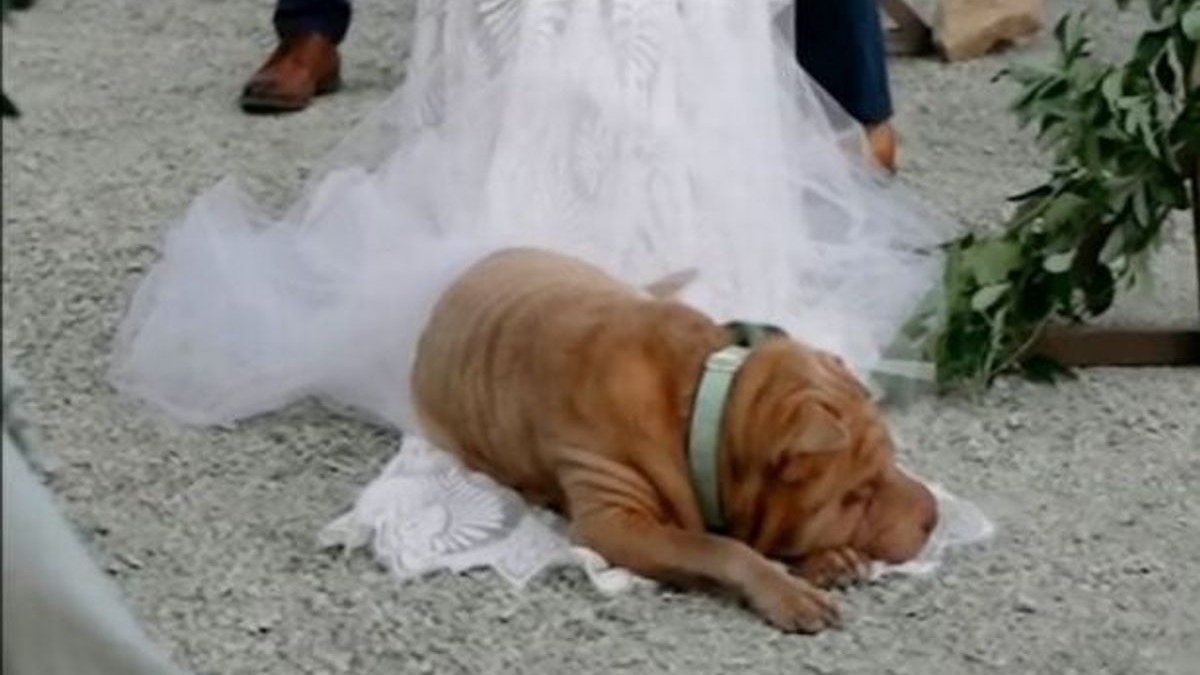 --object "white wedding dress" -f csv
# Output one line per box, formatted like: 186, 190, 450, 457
110, 0, 992, 591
